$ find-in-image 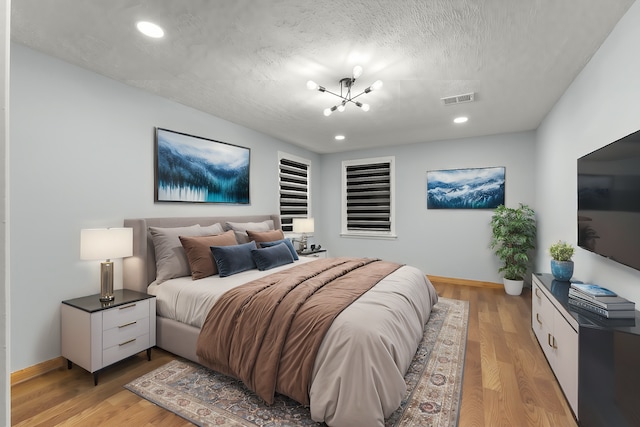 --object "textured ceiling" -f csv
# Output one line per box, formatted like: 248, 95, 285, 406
10, 0, 635, 153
